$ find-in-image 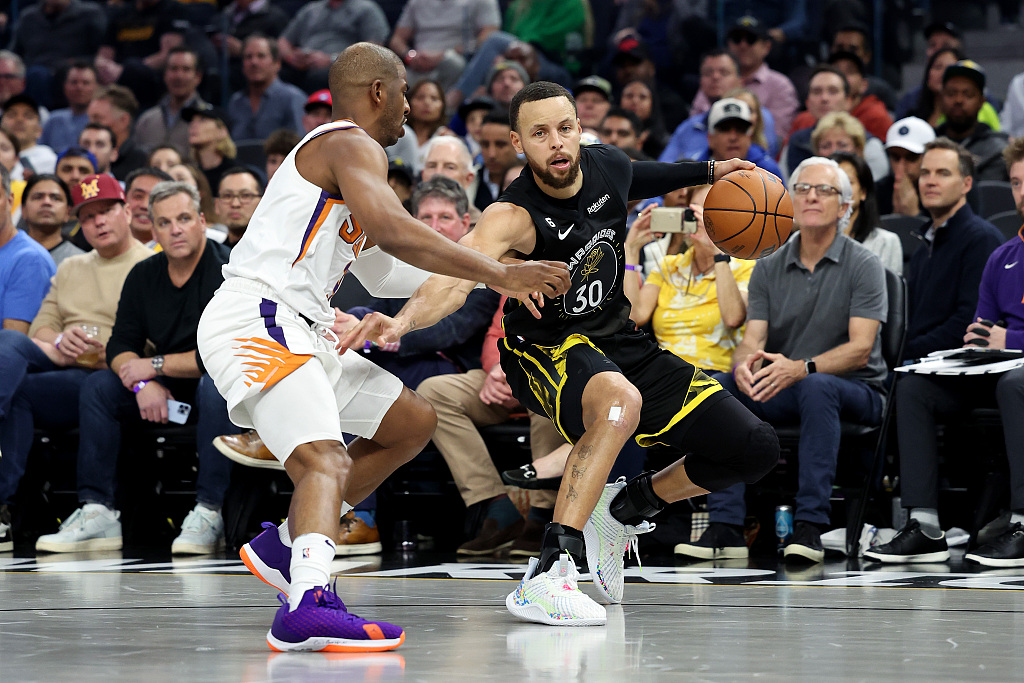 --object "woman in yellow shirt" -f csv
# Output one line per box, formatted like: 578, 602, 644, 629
623, 185, 754, 373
